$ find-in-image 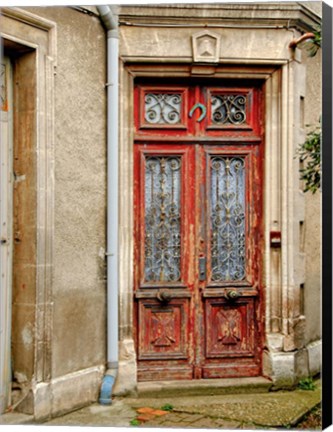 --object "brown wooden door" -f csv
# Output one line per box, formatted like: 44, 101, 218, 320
134, 80, 264, 381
